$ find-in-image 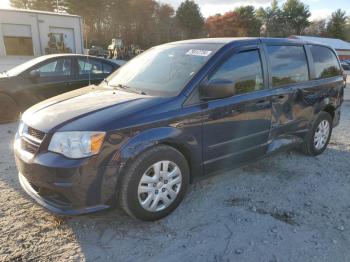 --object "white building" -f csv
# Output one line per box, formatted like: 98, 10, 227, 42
289, 35, 350, 61
0, 8, 84, 71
